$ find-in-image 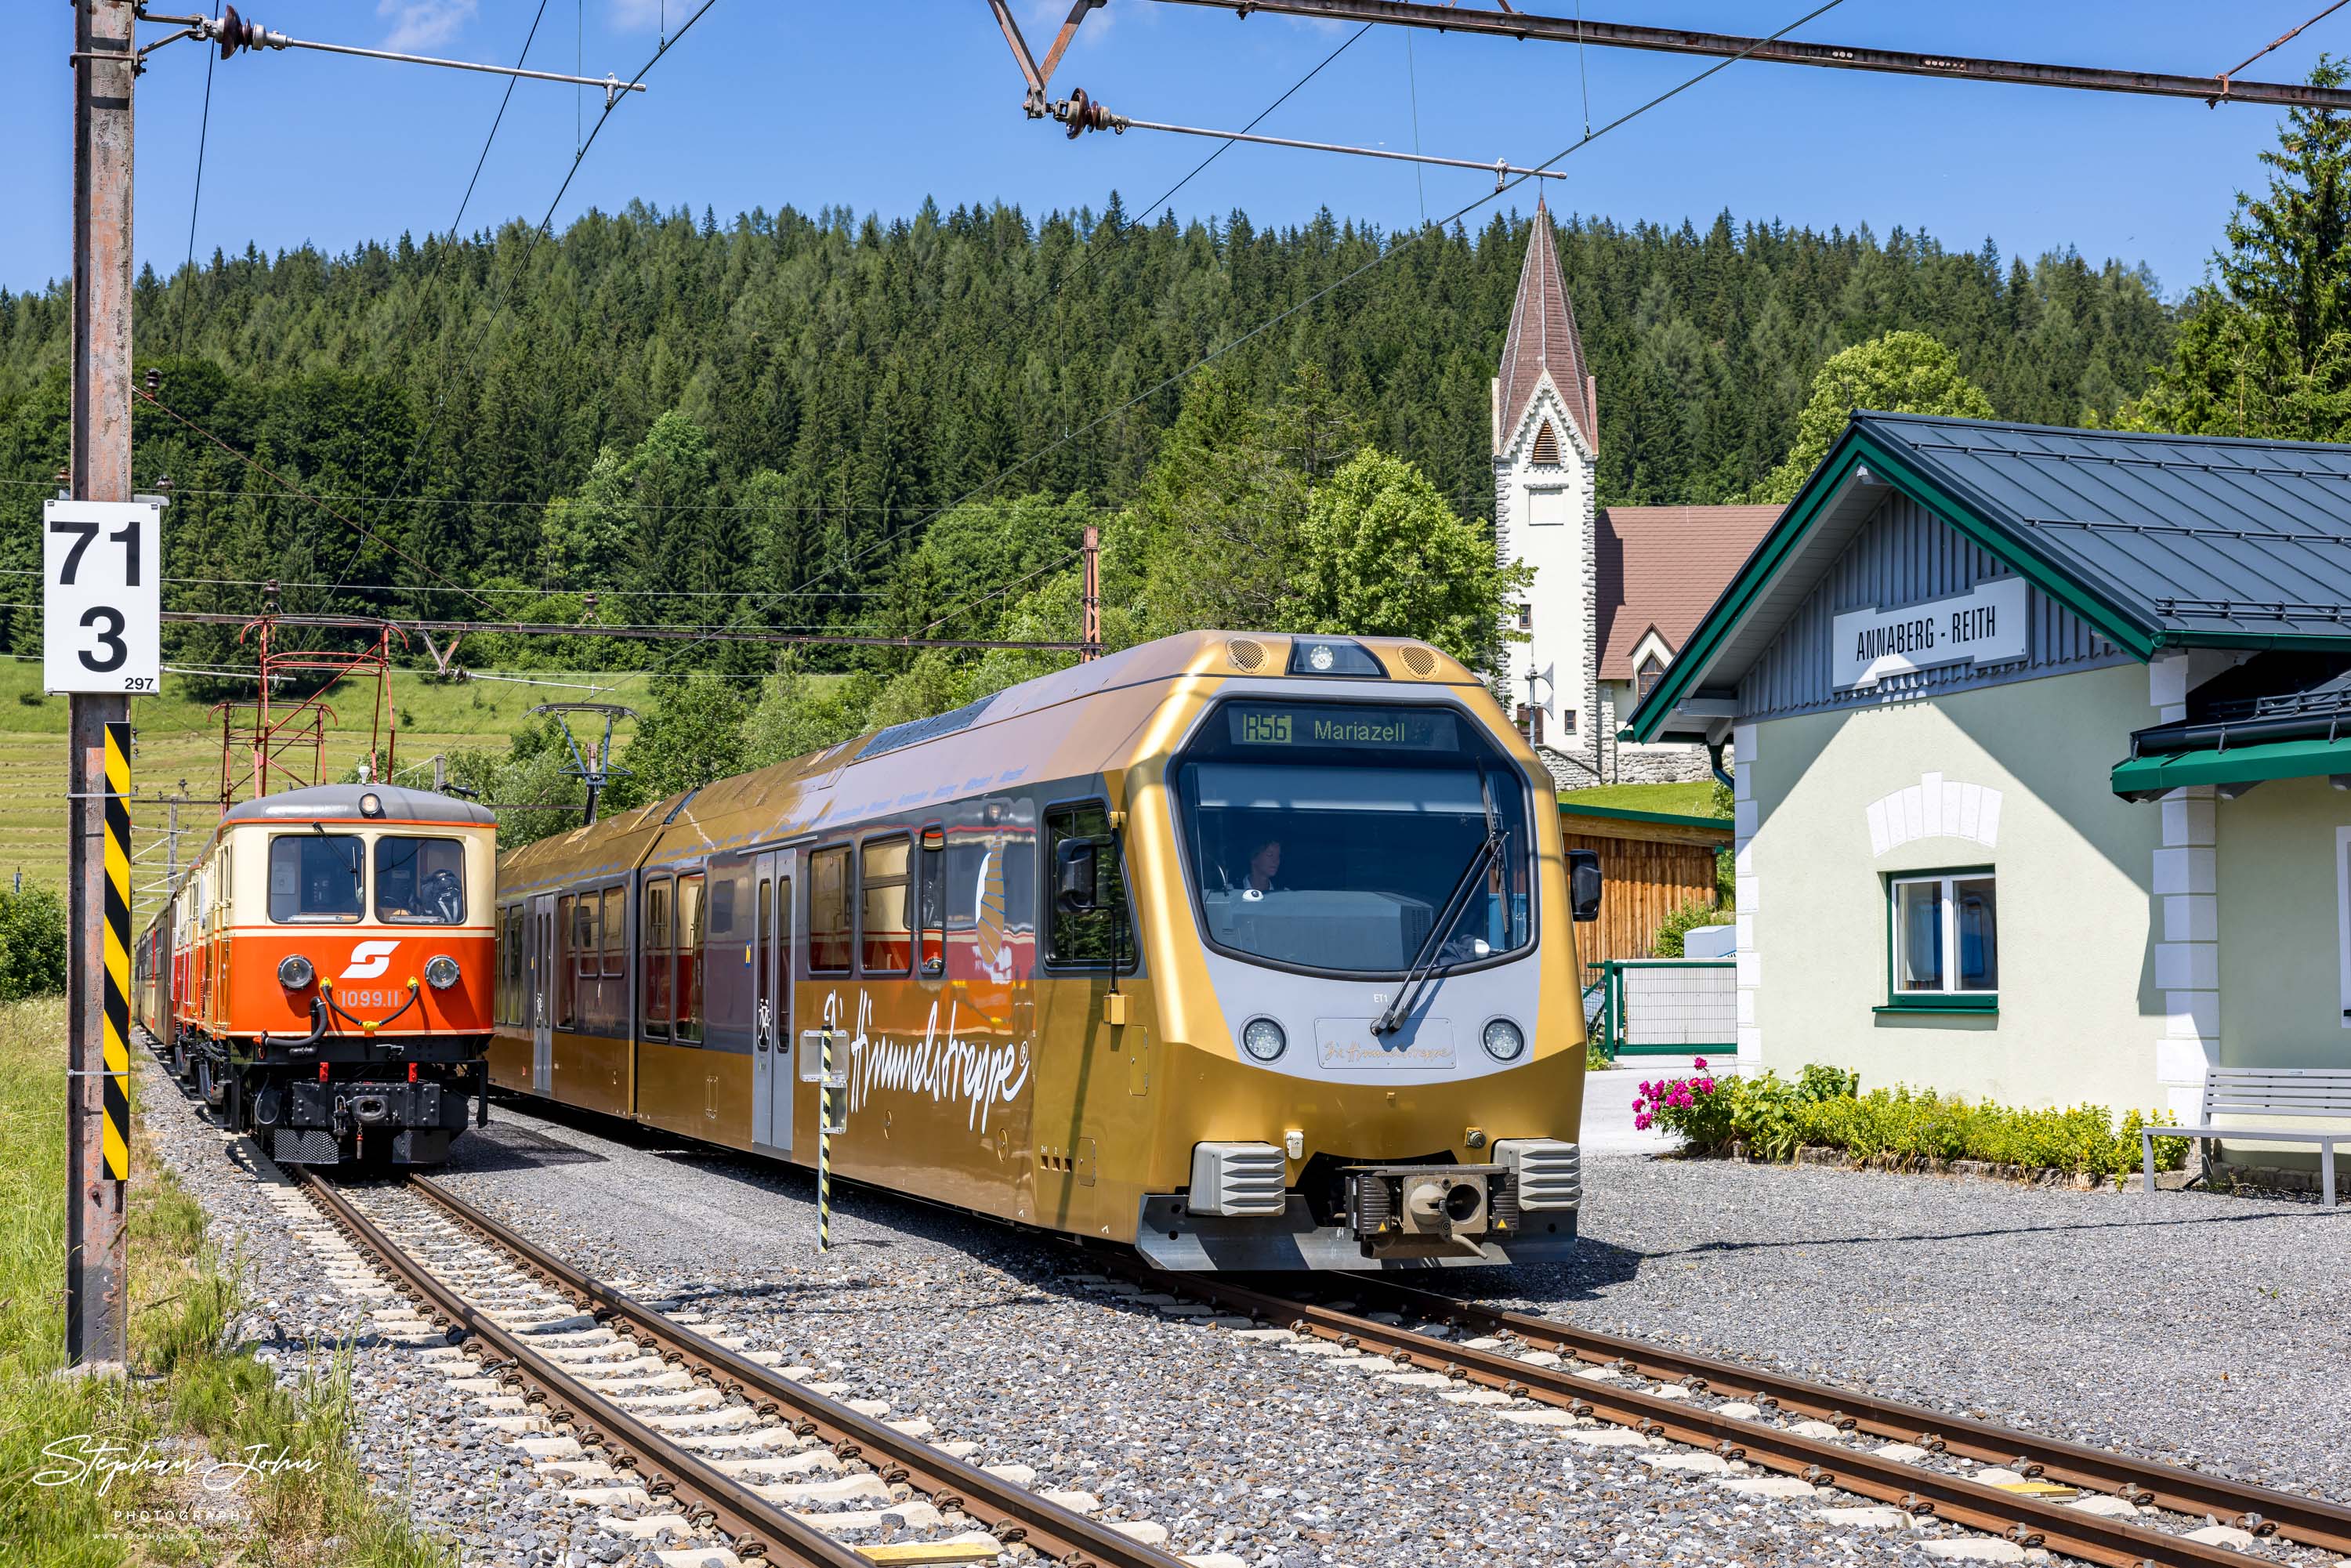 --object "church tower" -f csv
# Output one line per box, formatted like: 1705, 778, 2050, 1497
1492, 197, 1603, 785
